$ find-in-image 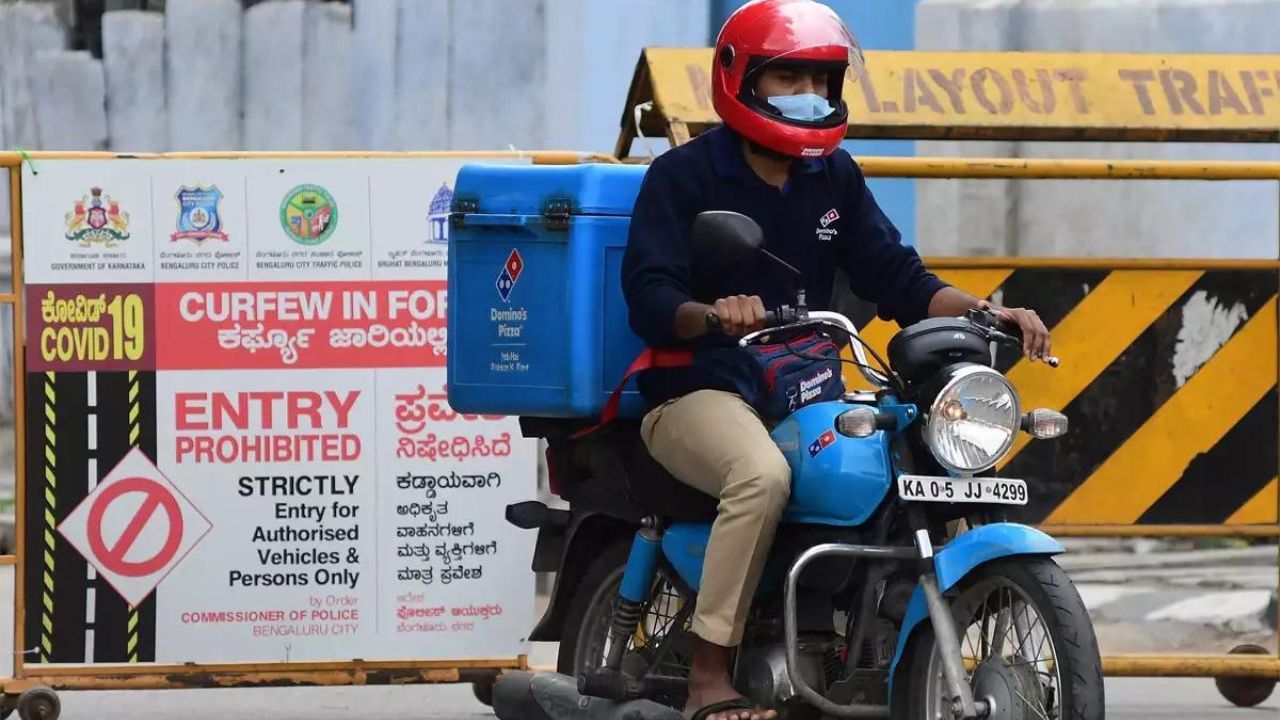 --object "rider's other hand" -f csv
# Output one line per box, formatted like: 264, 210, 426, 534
713, 295, 767, 336
986, 303, 1051, 362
